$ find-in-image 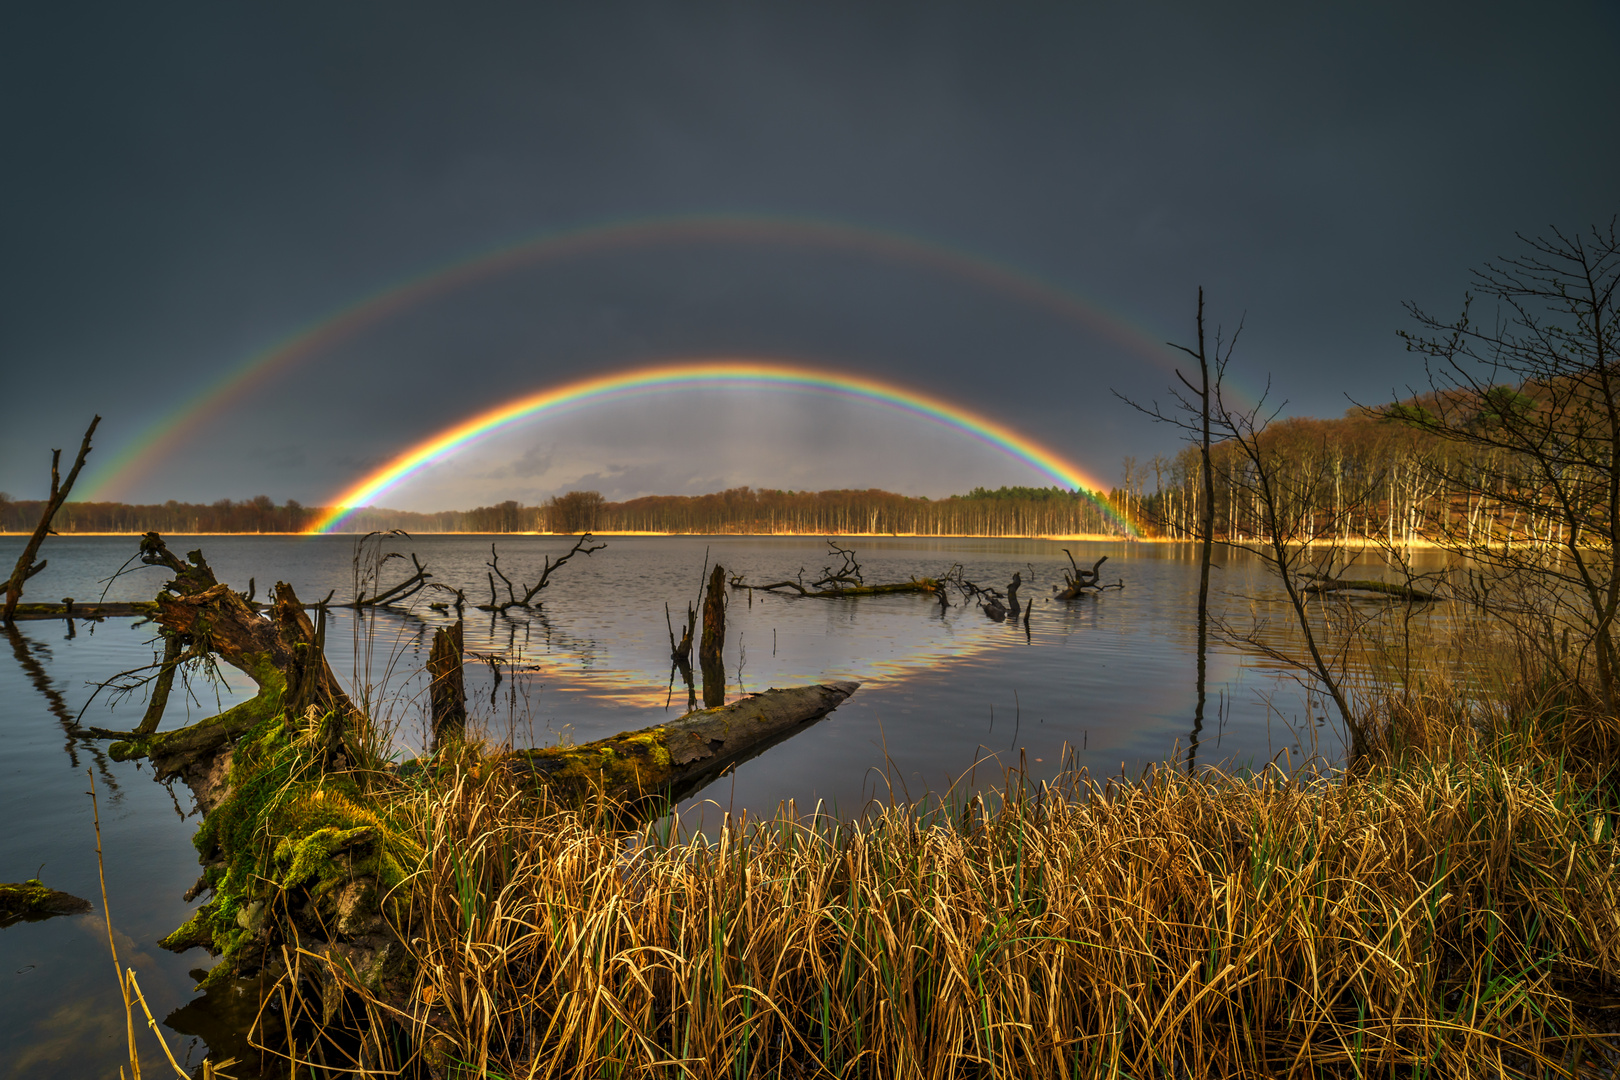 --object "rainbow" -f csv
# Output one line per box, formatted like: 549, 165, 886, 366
82, 213, 1185, 502
307, 360, 1137, 536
